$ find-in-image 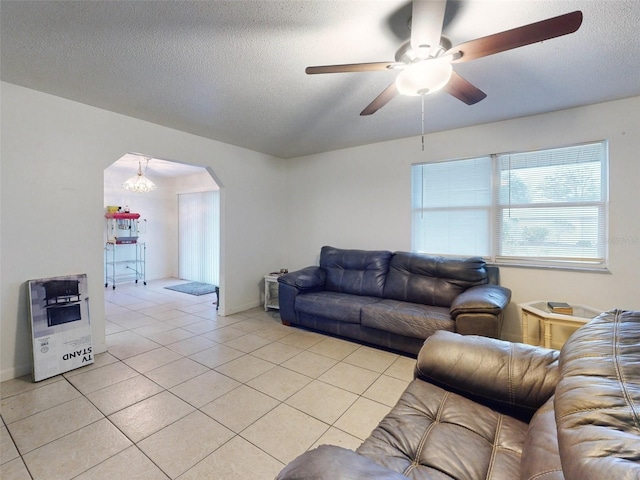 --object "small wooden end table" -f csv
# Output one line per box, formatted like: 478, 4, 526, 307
520, 301, 601, 349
